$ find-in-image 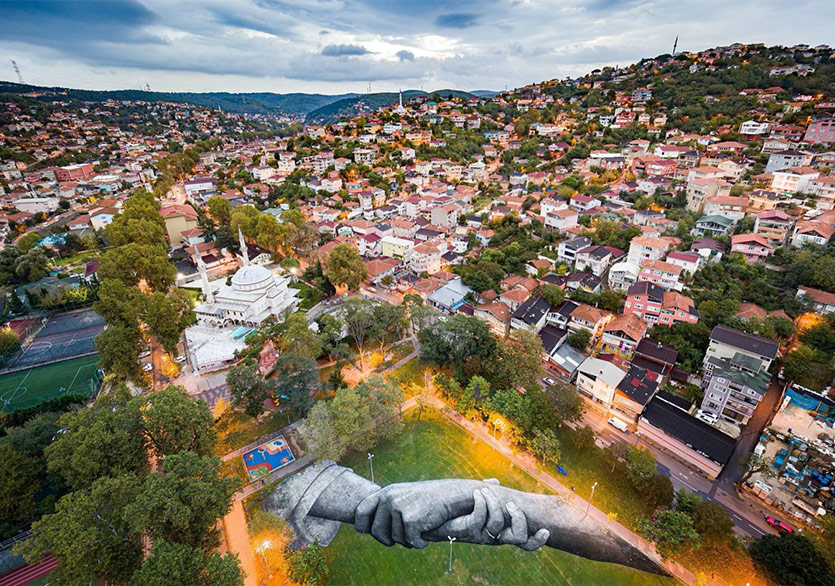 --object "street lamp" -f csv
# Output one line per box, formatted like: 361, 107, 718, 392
367, 453, 375, 484
256, 540, 272, 578
447, 536, 457, 572
583, 482, 598, 520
